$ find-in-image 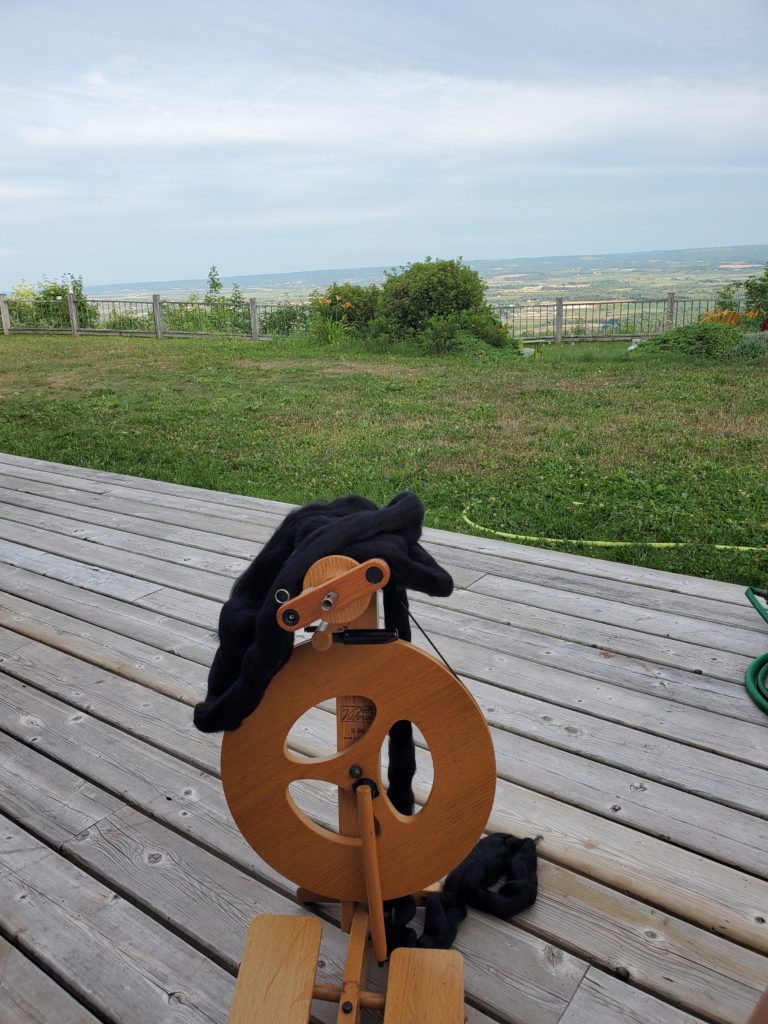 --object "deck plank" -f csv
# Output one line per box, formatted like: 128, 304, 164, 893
0, 813, 235, 1024
559, 969, 706, 1024
0, 935, 103, 1024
